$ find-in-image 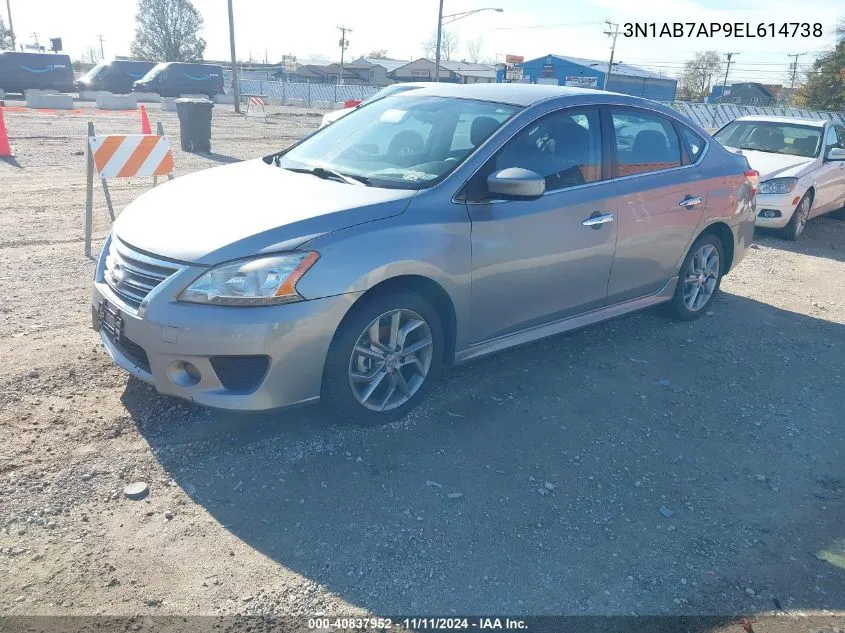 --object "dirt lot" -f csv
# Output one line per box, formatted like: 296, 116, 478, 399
1, 101, 845, 626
